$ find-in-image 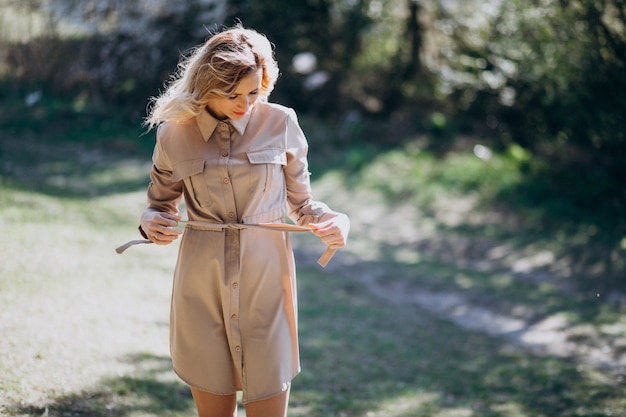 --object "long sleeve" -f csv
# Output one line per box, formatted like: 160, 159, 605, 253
284, 108, 333, 226
146, 125, 184, 214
